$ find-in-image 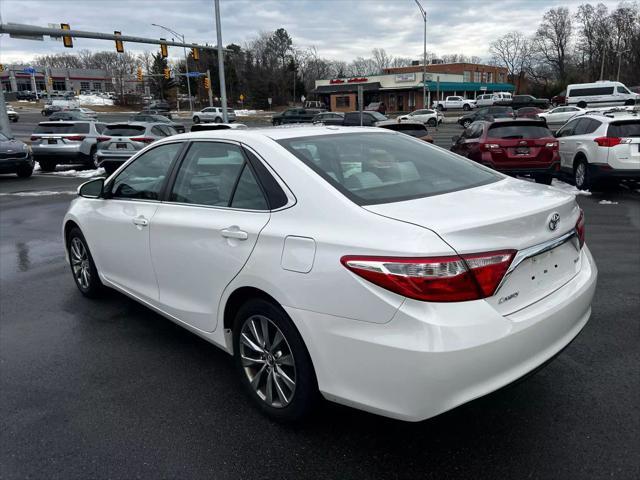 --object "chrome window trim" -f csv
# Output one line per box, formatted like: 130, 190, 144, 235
495, 228, 580, 294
